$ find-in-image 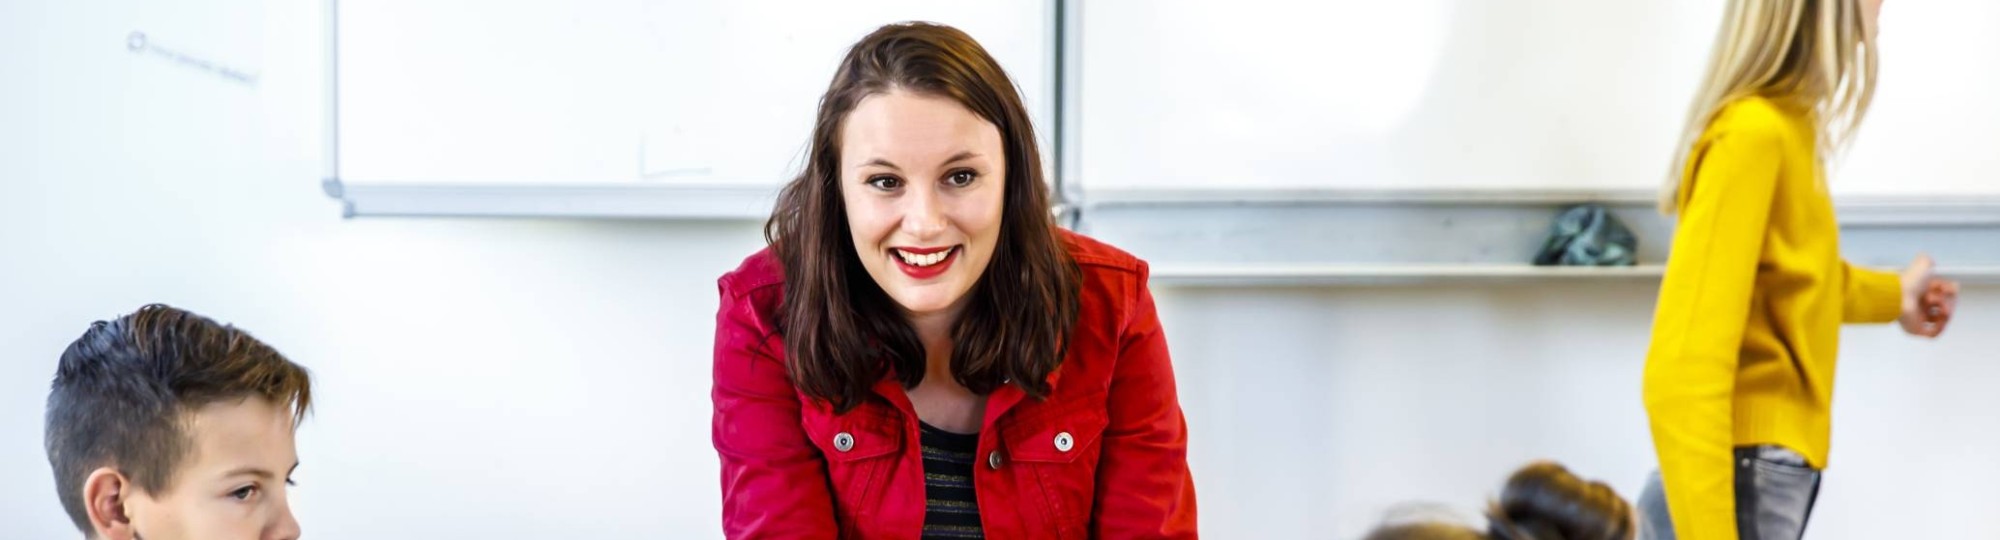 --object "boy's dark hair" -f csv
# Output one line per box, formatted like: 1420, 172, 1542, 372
44, 304, 312, 533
